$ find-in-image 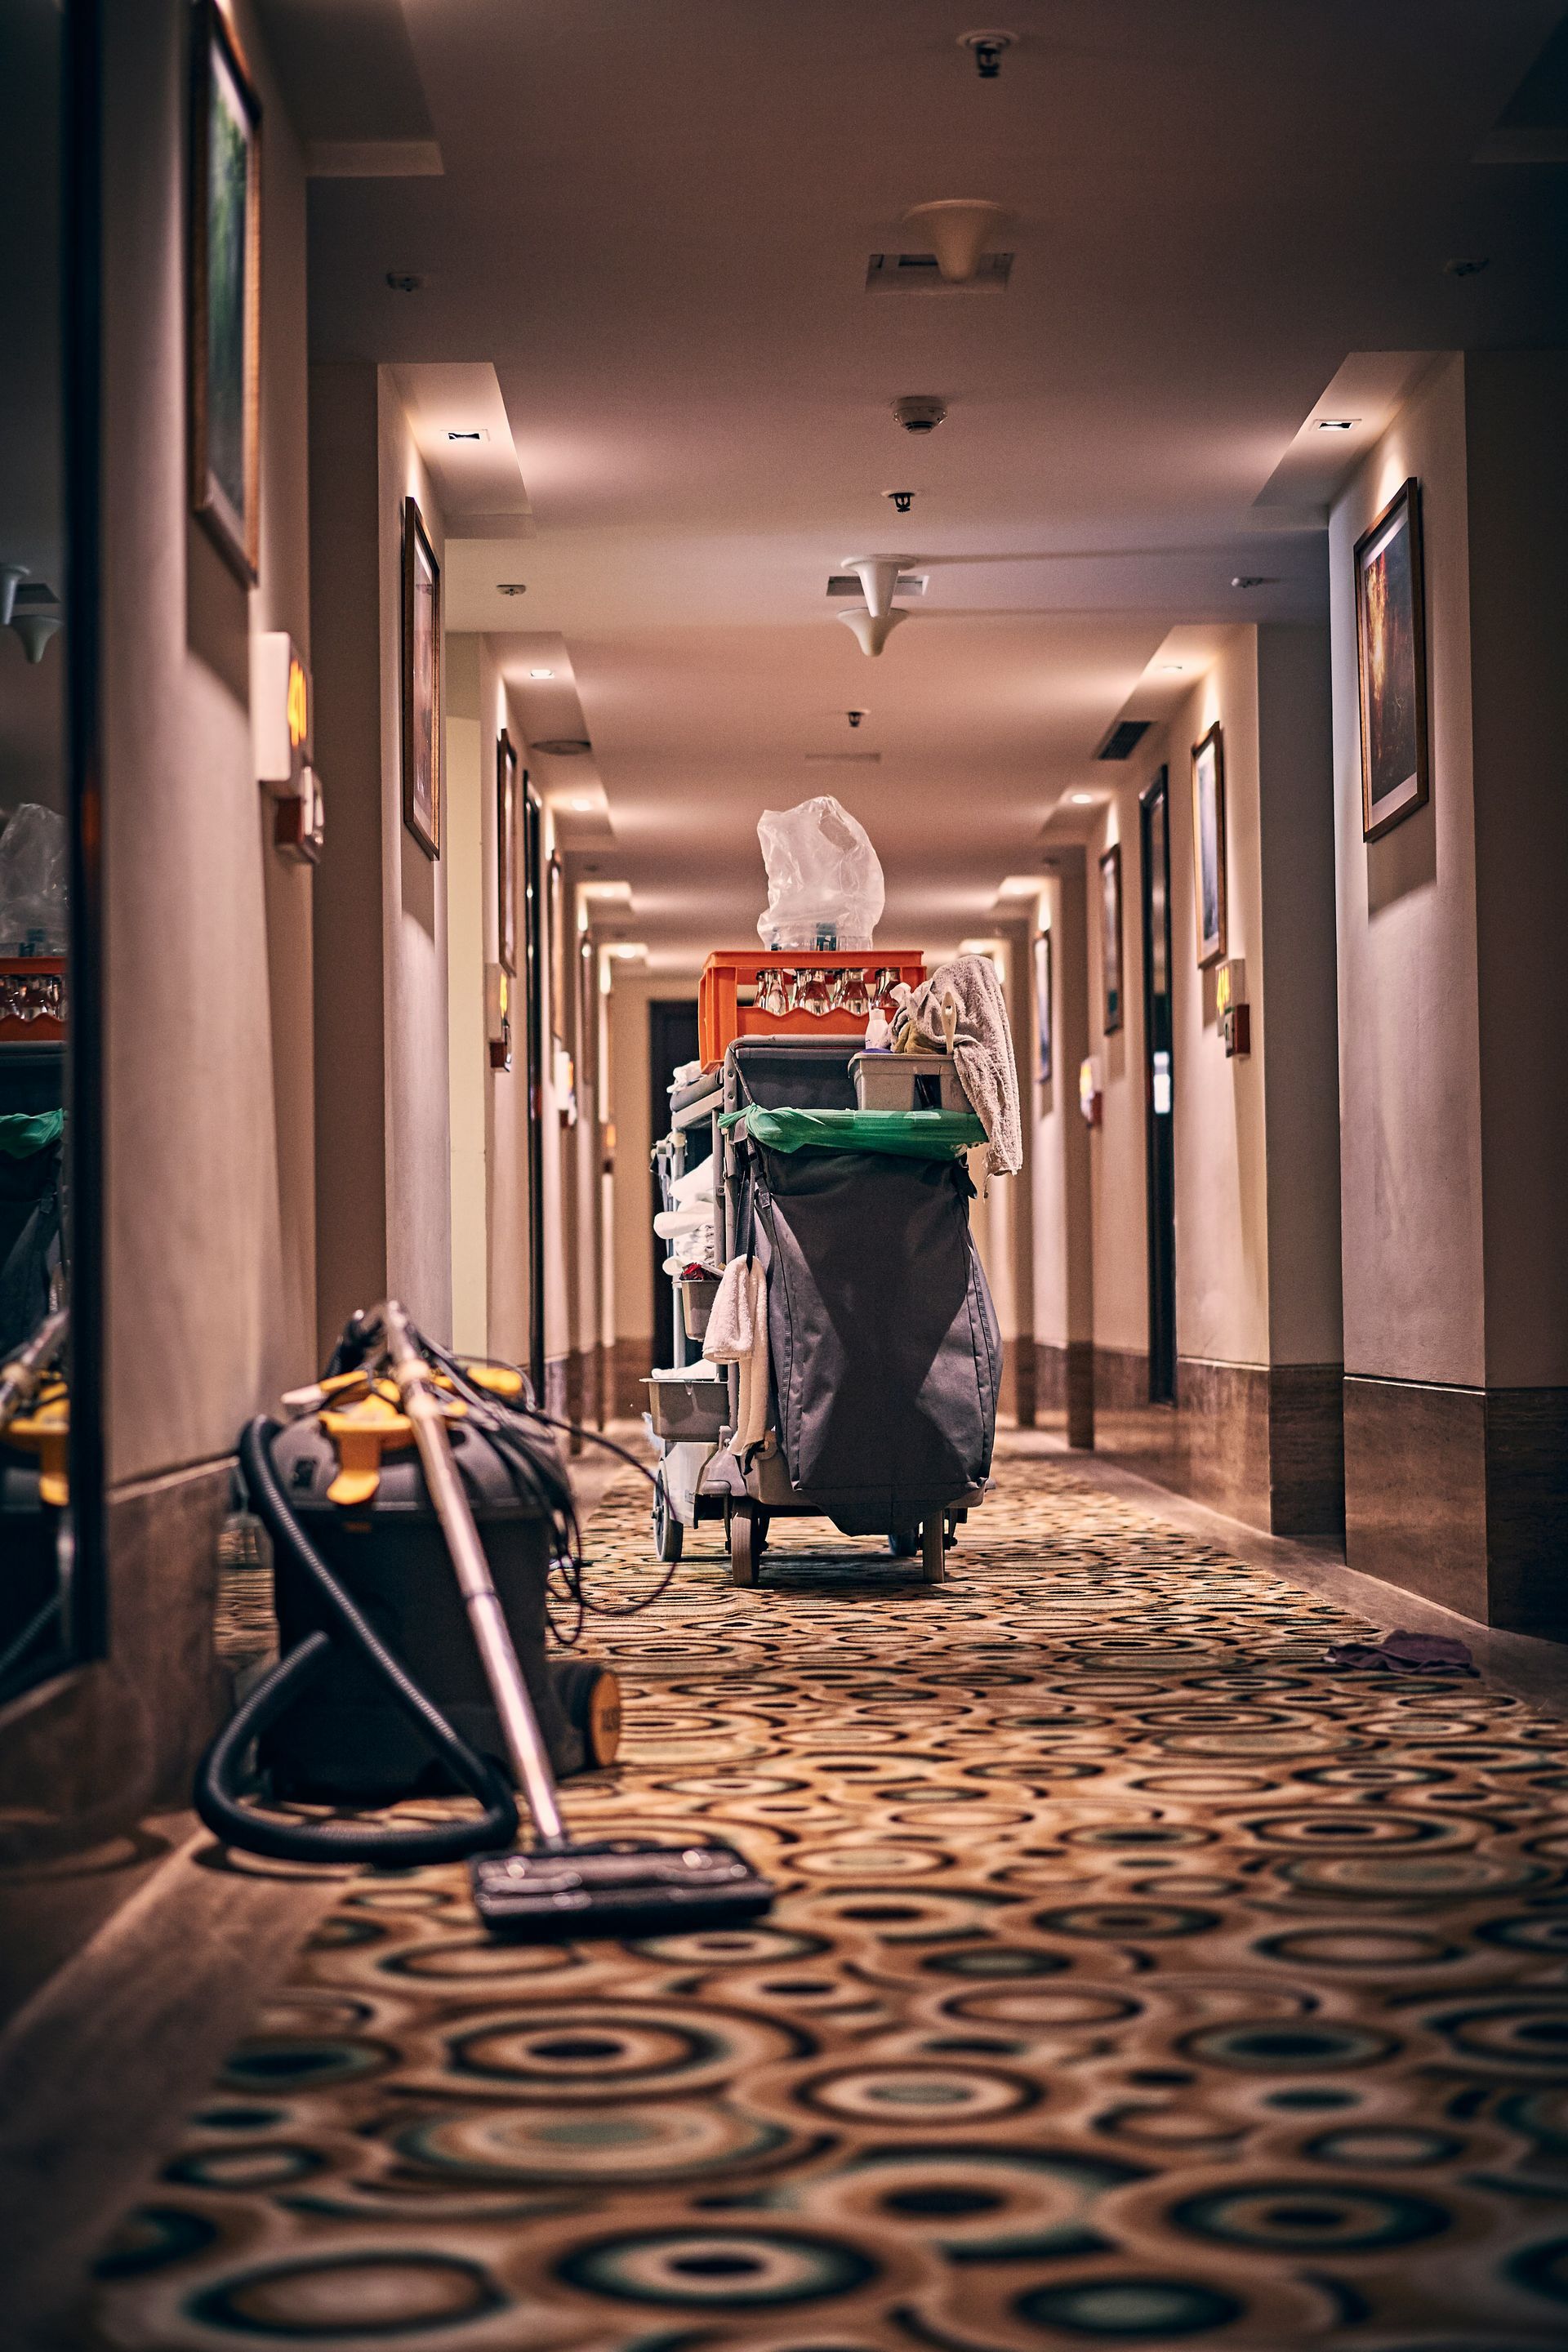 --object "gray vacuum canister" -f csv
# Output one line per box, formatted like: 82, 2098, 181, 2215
259, 1414, 606, 1802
